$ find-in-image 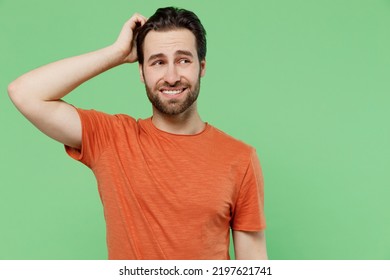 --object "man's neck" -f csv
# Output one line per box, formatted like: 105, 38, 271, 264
151, 105, 205, 135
